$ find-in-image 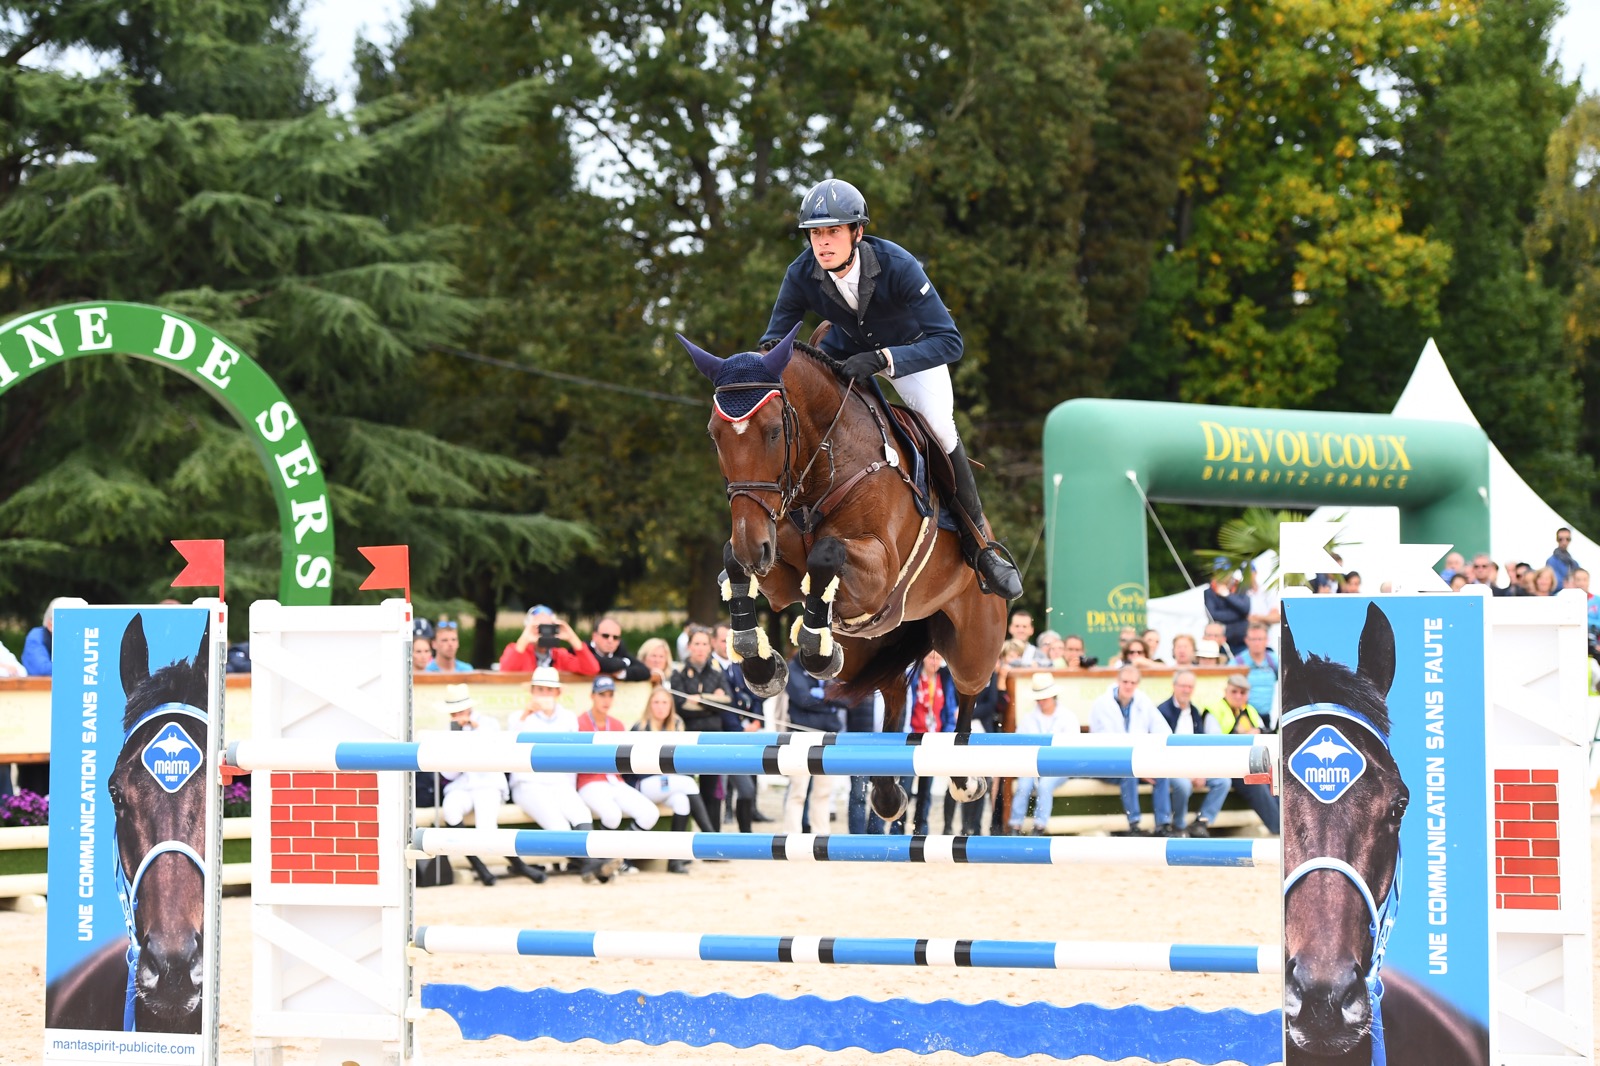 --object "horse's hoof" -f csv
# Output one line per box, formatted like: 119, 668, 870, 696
800, 641, 844, 680
742, 653, 788, 699
948, 776, 988, 803
870, 781, 908, 823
